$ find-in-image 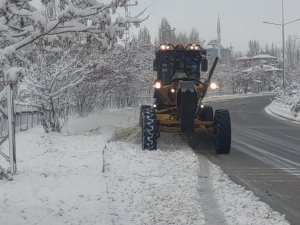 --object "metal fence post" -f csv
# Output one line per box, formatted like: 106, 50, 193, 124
26, 105, 29, 130
110, 95, 112, 109
7, 84, 16, 174
0, 115, 3, 138
140, 91, 142, 105
31, 106, 34, 127
19, 105, 21, 131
